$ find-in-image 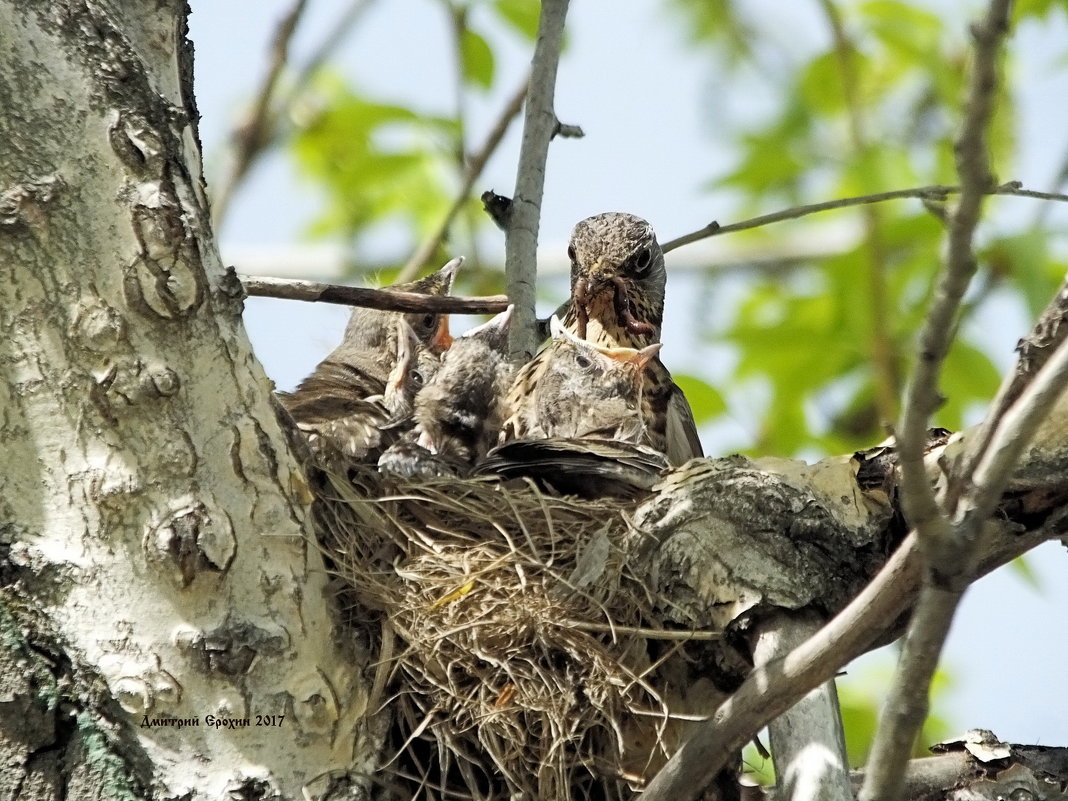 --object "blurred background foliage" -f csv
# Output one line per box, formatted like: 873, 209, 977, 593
215, 0, 1068, 462
206, 0, 1068, 765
